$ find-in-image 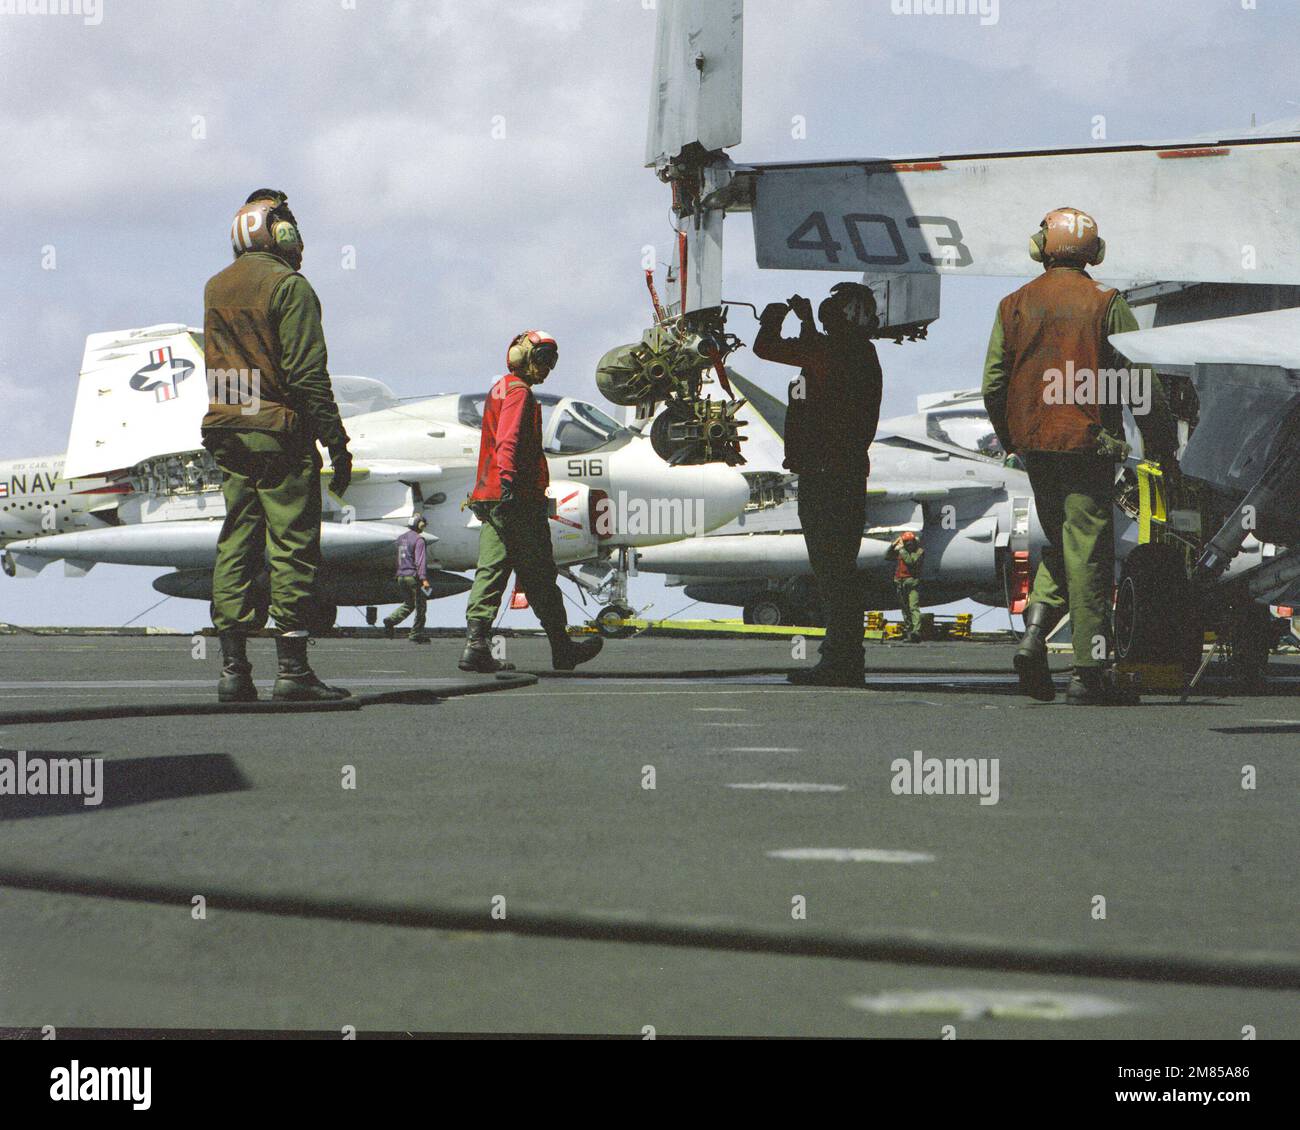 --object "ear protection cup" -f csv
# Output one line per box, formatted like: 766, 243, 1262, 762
271, 219, 301, 249
231, 190, 304, 267
1030, 208, 1102, 266
506, 330, 558, 375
